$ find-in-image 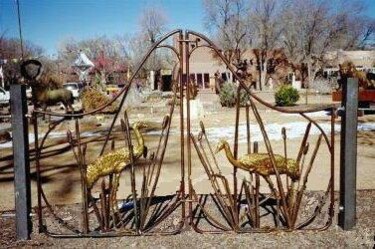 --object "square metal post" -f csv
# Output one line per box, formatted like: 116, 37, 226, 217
10, 84, 32, 240
338, 78, 358, 230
